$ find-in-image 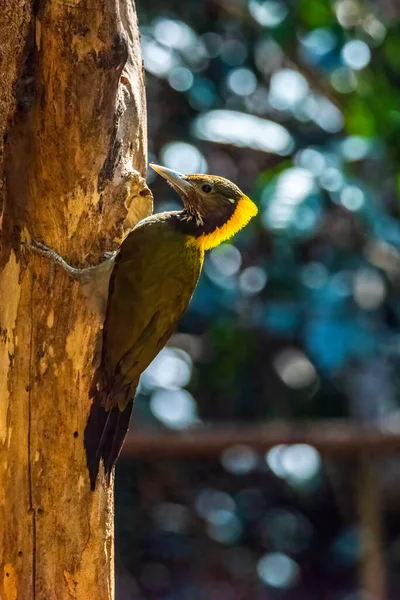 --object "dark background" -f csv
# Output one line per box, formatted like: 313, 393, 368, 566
116, 1, 400, 598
